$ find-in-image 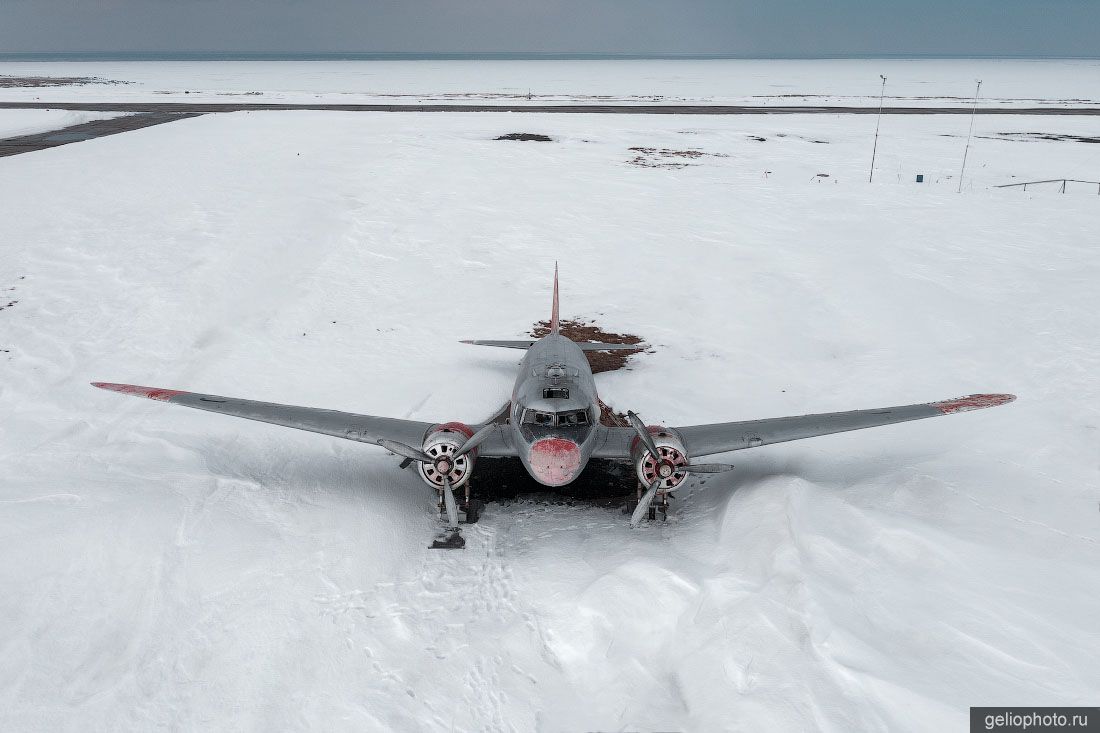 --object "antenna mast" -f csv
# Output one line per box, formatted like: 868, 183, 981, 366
869, 74, 887, 183
958, 80, 982, 193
